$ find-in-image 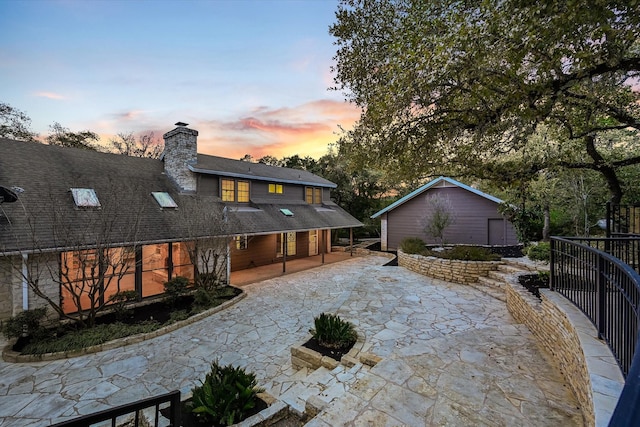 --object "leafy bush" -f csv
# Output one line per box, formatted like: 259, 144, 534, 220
400, 237, 426, 255
2, 307, 48, 340
310, 313, 357, 349
527, 242, 551, 263
108, 290, 138, 321
164, 276, 190, 306
428, 246, 500, 261
19, 321, 160, 355
196, 272, 223, 291
190, 360, 265, 426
